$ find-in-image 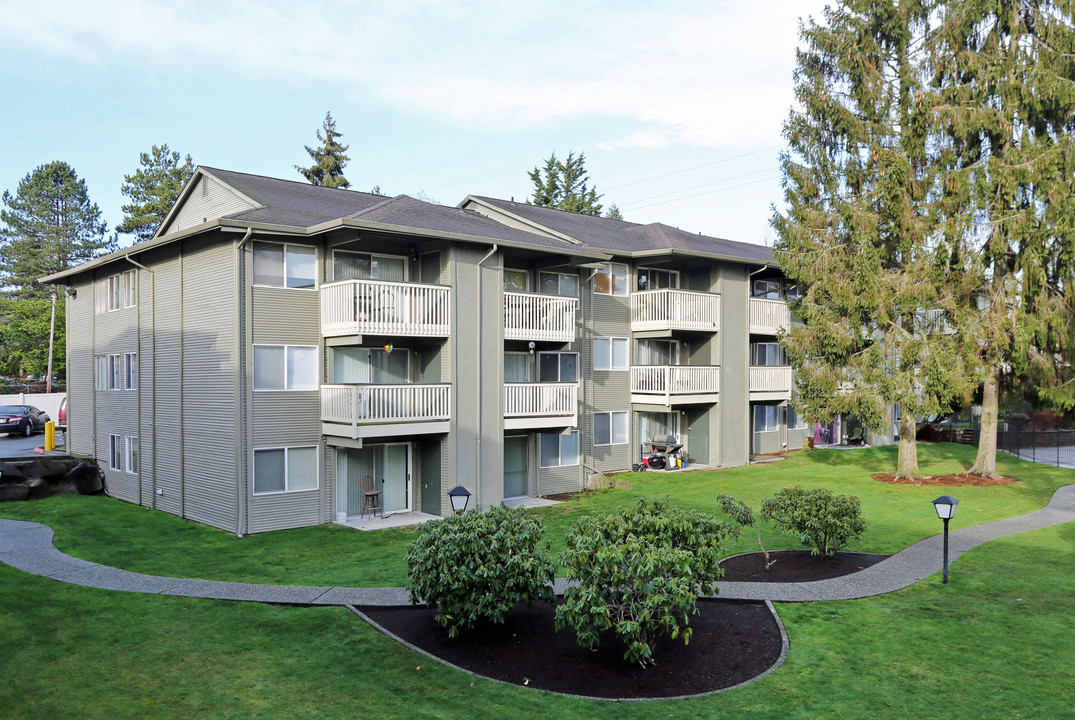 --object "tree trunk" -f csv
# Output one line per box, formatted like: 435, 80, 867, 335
46, 289, 56, 393
895, 411, 921, 480
969, 366, 1000, 479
